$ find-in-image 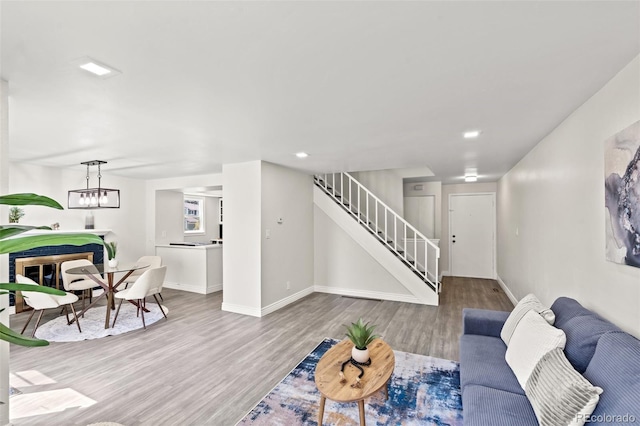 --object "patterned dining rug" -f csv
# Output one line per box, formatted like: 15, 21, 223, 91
33, 302, 168, 342
238, 338, 463, 426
